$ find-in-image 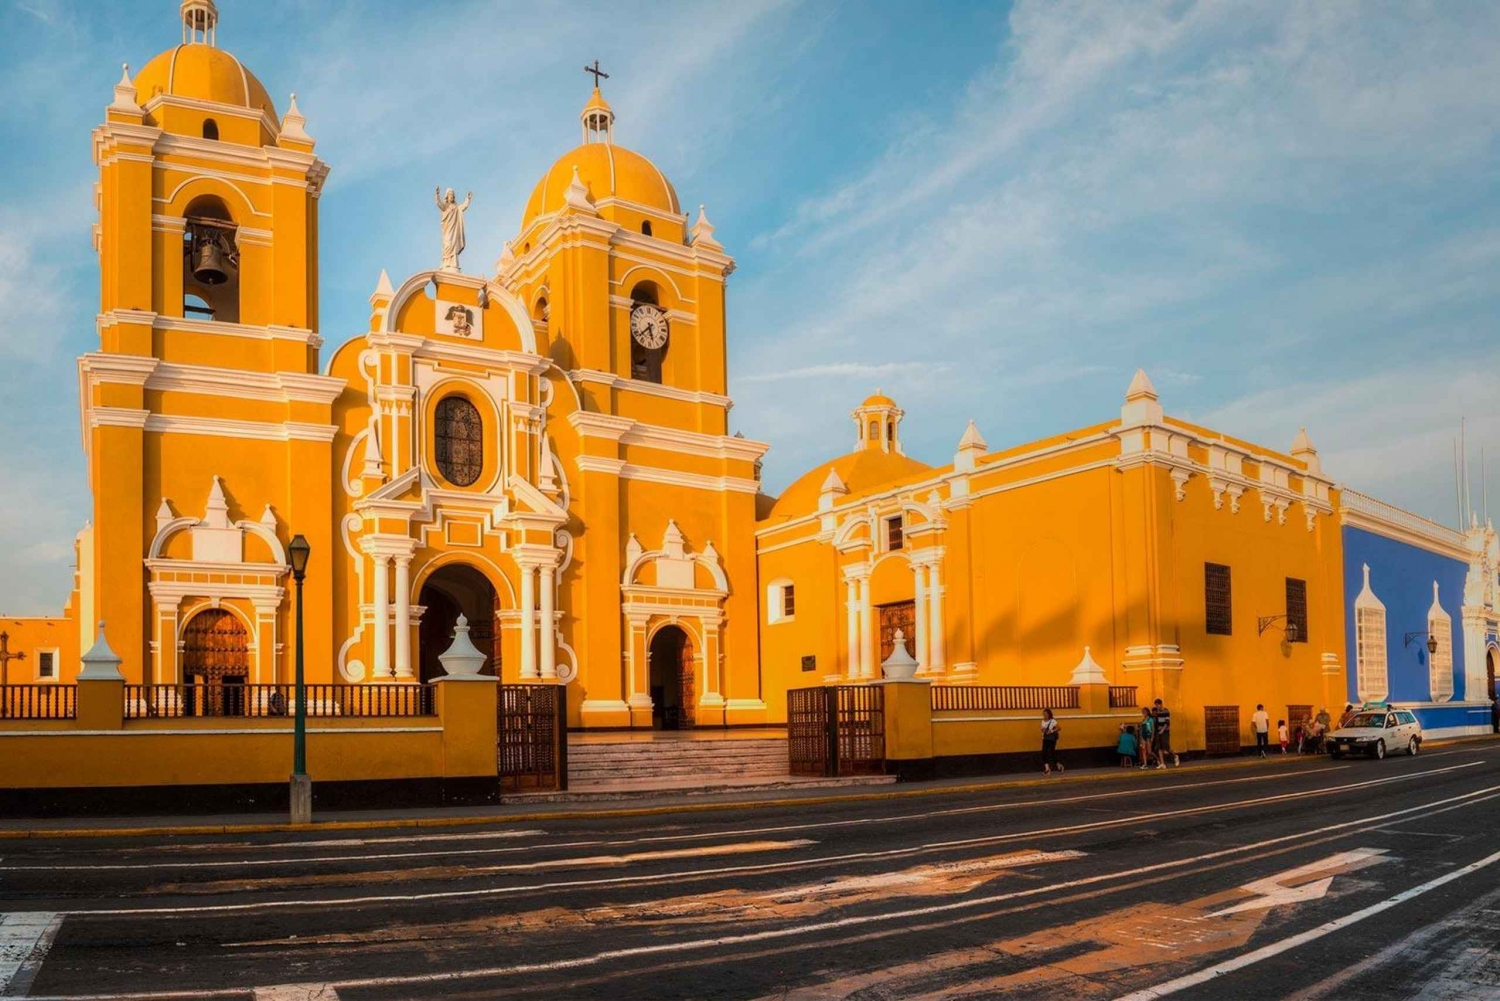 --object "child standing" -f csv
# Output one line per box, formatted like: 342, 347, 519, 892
1277, 719, 1289, 753
1117, 725, 1139, 767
